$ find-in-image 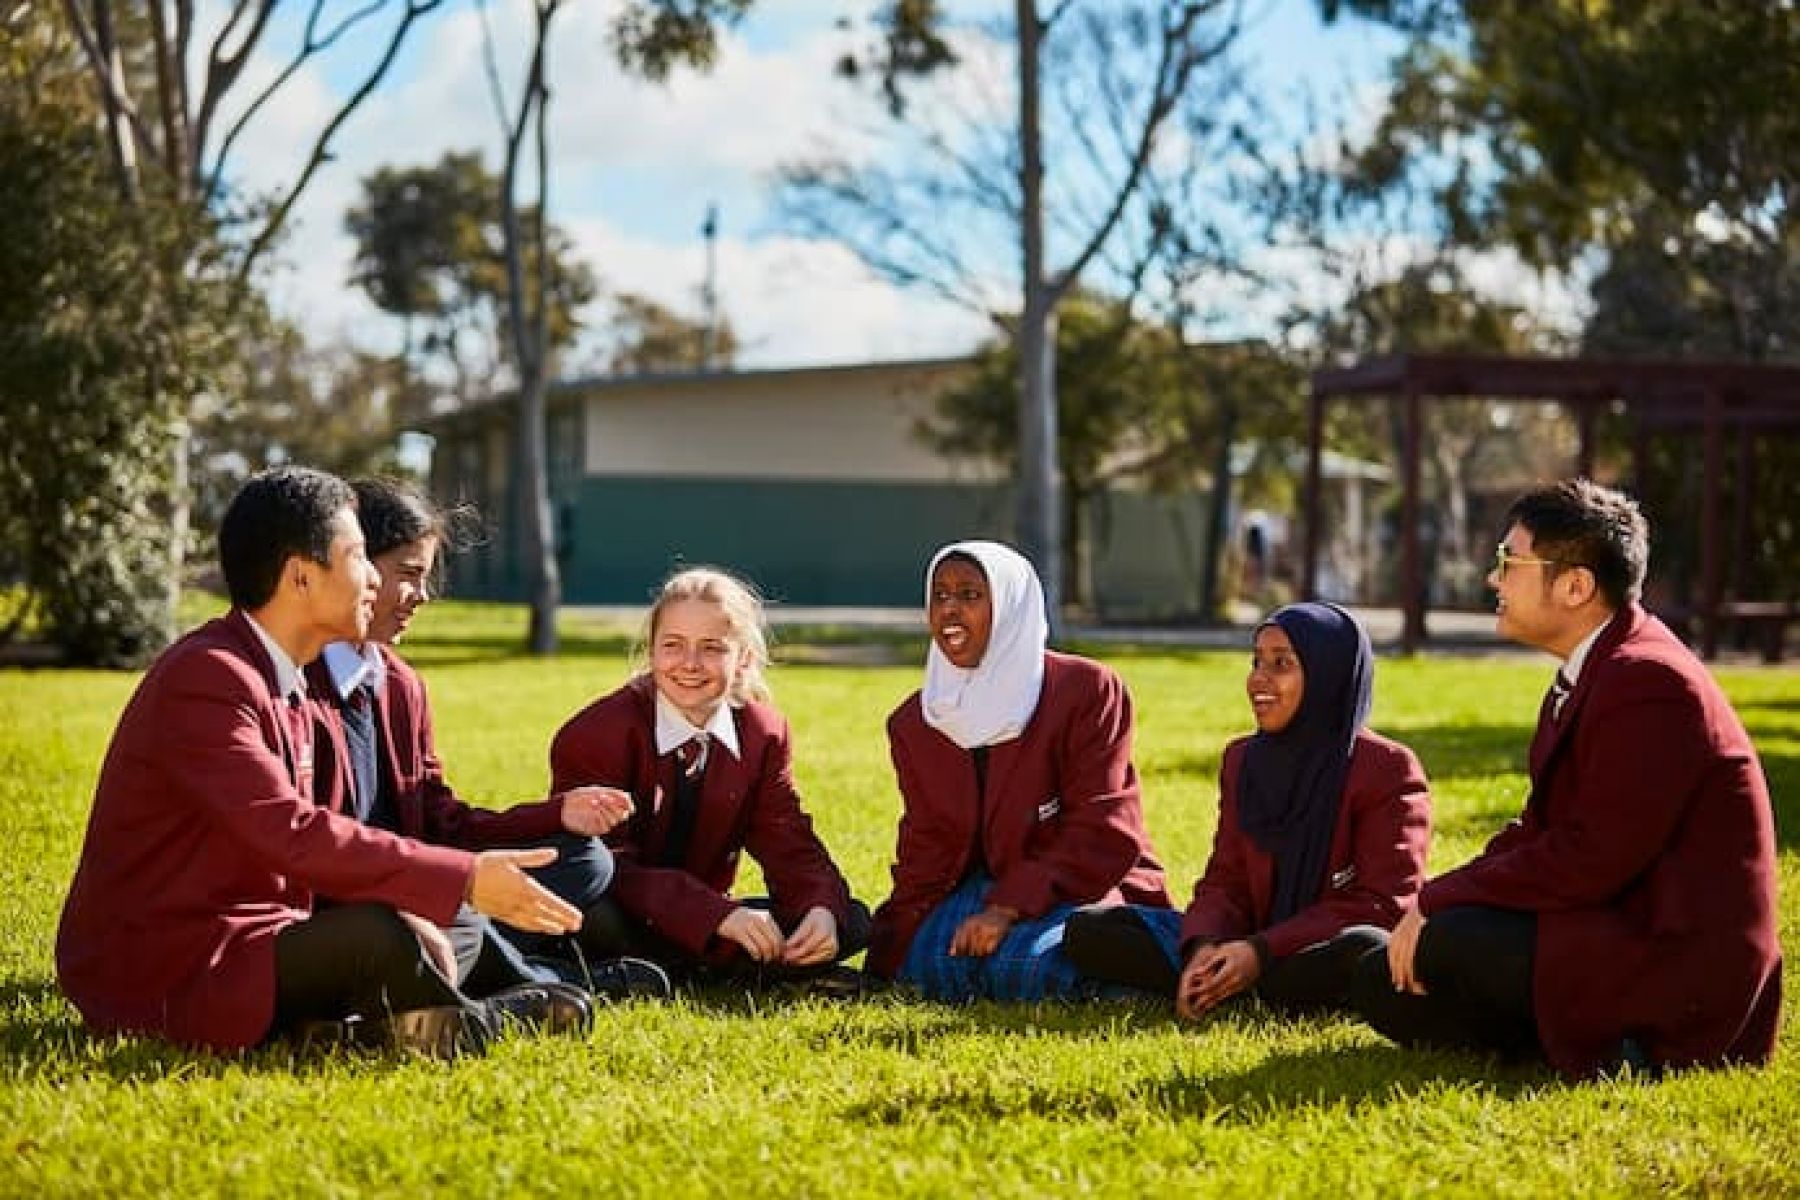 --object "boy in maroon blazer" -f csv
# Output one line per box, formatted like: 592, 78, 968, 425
1351, 479, 1781, 1077
56, 467, 591, 1057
